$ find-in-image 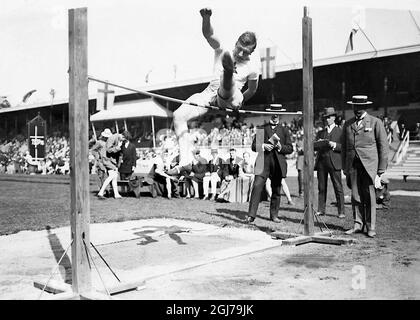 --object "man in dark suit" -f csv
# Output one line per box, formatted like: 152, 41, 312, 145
314, 107, 345, 218
342, 95, 389, 238
118, 130, 137, 180
246, 107, 294, 223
